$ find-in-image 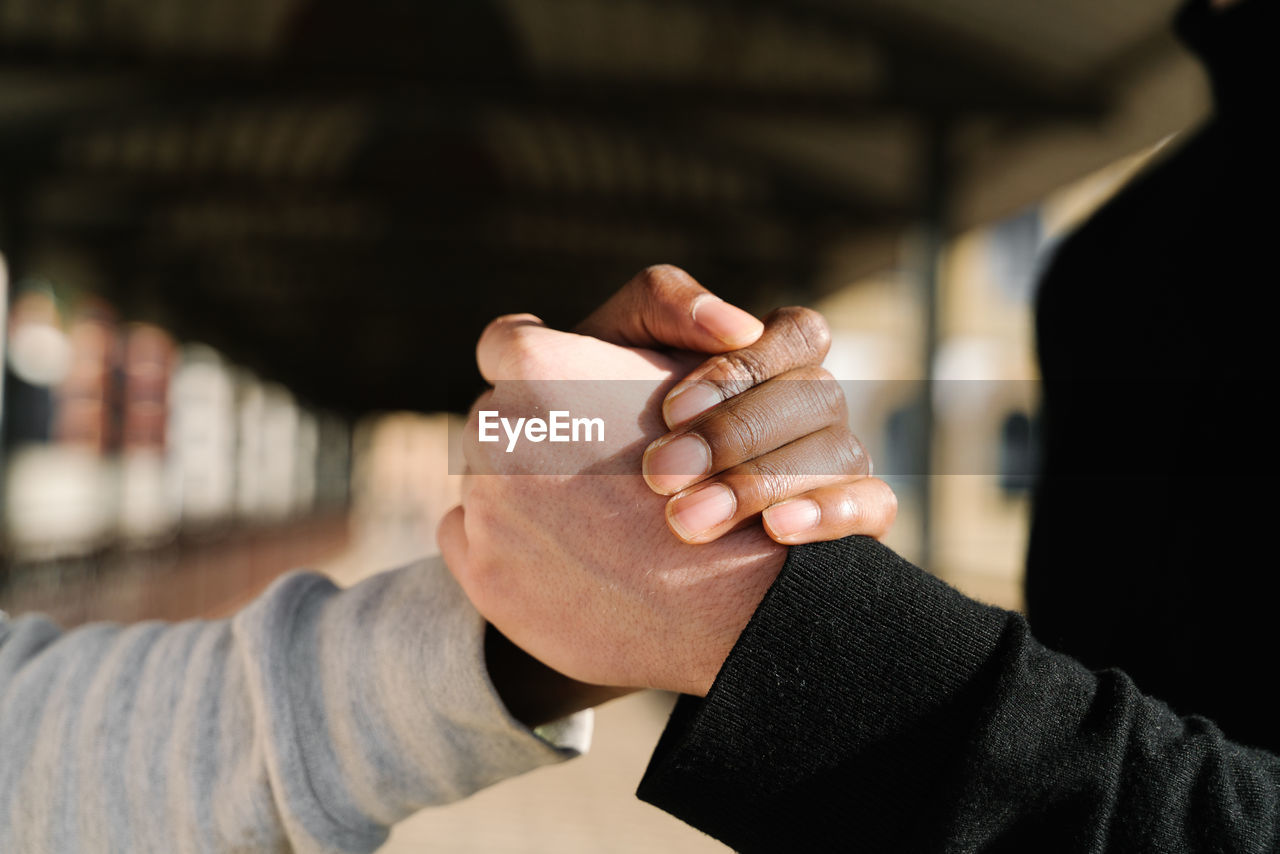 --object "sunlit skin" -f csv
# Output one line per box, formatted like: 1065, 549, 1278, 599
440, 267, 896, 722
